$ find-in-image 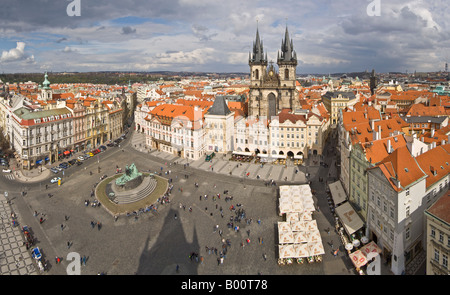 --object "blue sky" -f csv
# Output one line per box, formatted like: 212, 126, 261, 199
0, 0, 448, 74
